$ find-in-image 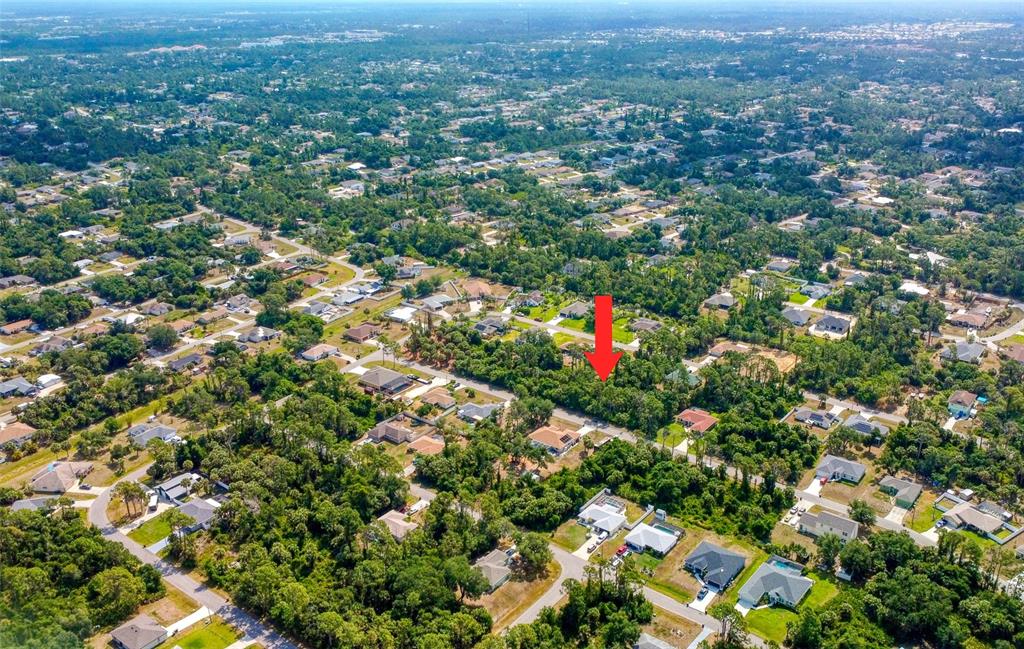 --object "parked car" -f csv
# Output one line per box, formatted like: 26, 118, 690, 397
698, 586, 709, 599
587, 543, 598, 553
616, 545, 628, 556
